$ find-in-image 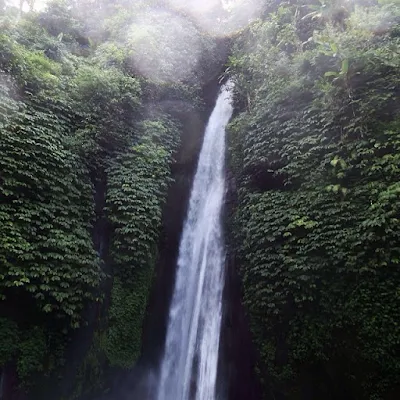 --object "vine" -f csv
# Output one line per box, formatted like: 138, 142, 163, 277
228, 2, 400, 398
